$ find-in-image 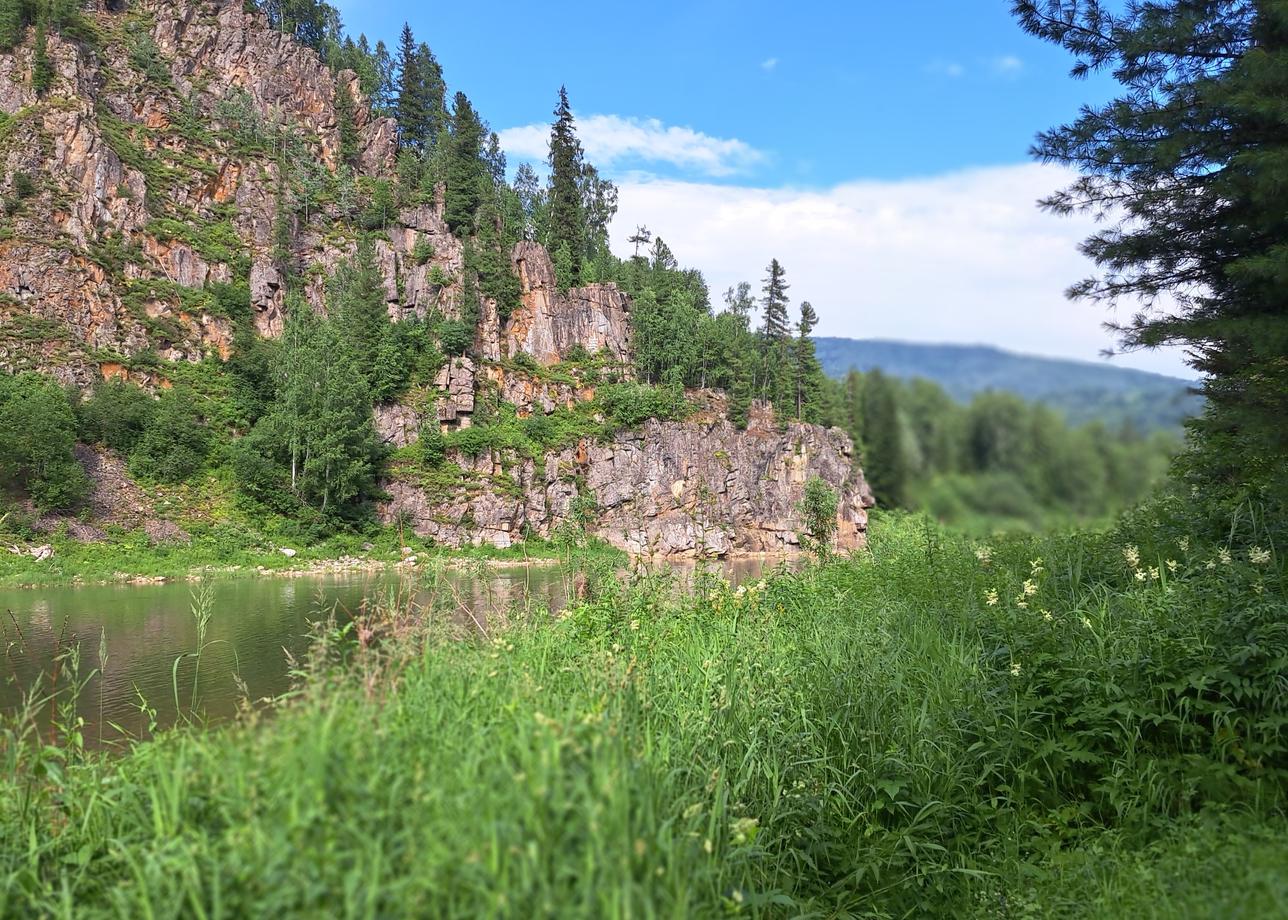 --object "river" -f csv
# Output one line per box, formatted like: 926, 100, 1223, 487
0, 557, 784, 748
